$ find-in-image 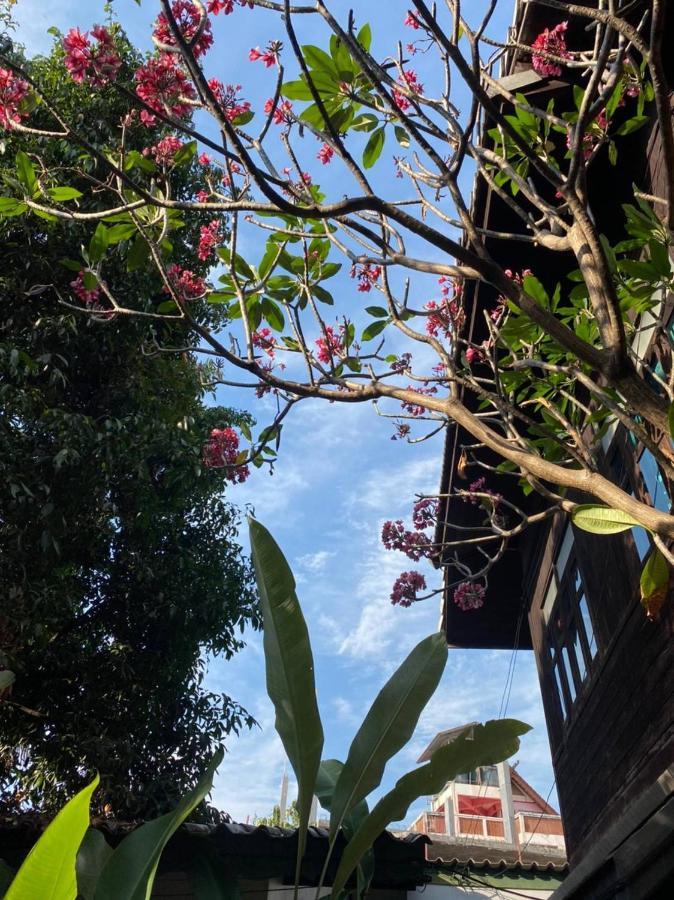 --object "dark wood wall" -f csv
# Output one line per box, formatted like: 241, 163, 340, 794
527, 515, 674, 865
